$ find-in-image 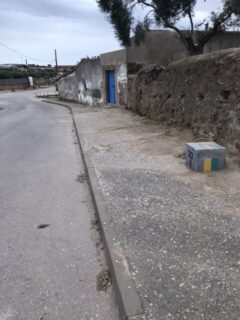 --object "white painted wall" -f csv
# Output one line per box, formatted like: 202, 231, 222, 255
58, 58, 103, 107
